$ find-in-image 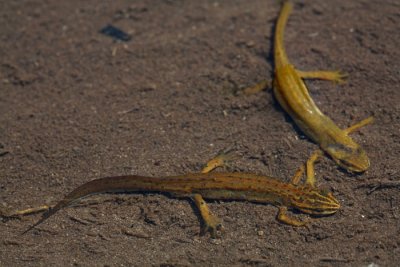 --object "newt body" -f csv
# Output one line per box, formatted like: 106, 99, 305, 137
272, 2, 371, 172
24, 172, 339, 235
